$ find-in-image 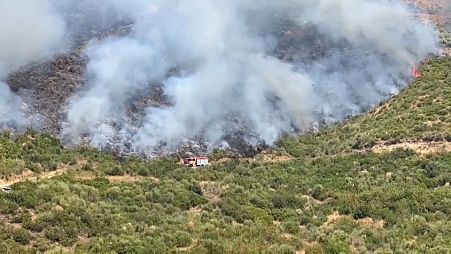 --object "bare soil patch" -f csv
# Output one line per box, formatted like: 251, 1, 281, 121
372, 141, 451, 155
324, 211, 385, 229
